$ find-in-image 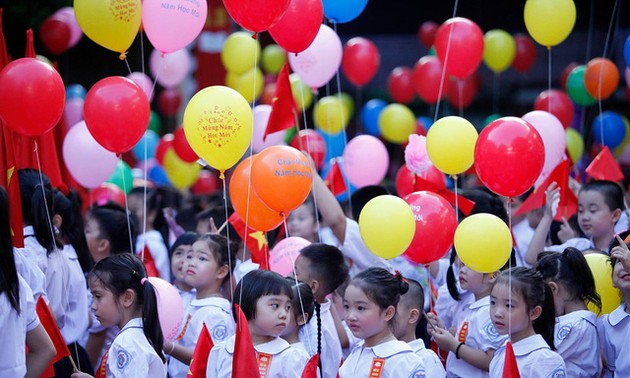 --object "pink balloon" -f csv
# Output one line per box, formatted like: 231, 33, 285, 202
142, 0, 207, 53
52, 7, 82, 48
63, 97, 84, 130
342, 135, 389, 188
126, 72, 154, 102
288, 24, 342, 89
269, 236, 311, 276
149, 49, 191, 89
521, 111, 566, 186
63, 121, 118, 188
252, 105, 287, 153
146, 277, 184, 343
